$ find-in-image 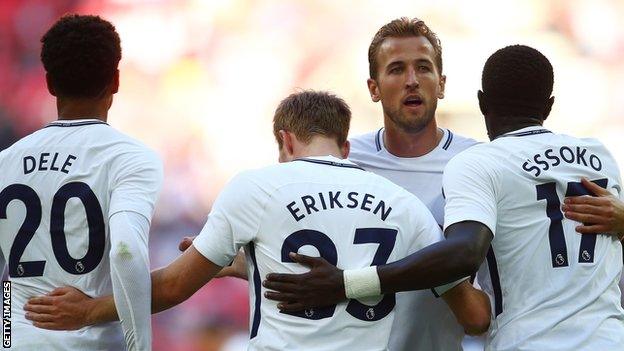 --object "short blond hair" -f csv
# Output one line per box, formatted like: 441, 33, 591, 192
368, 17, 443, 79
273, 90, 351, 147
